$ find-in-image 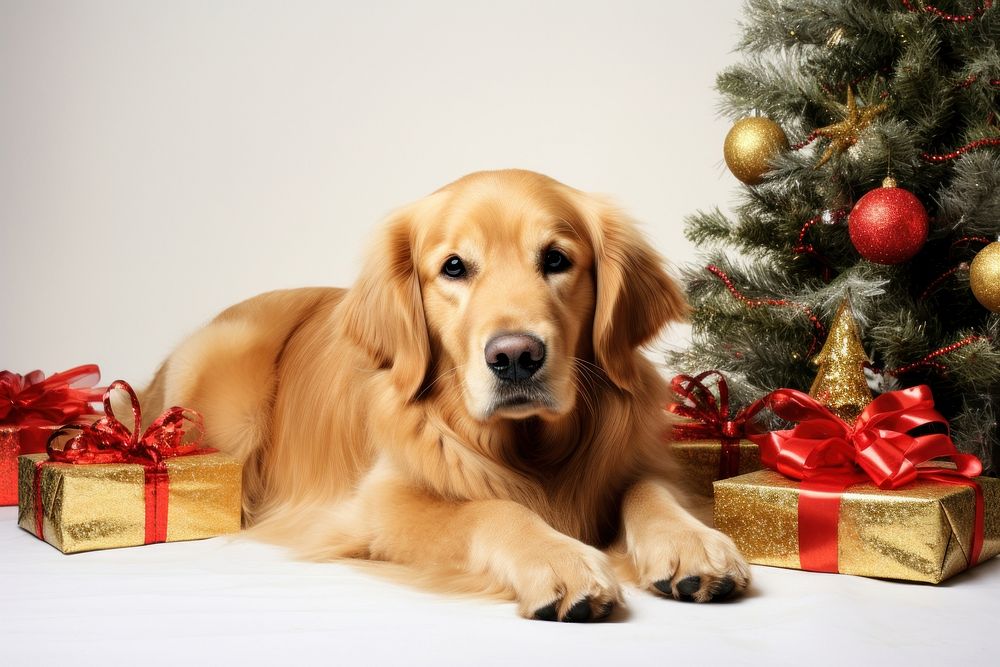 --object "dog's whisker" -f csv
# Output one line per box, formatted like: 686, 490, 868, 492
571, 357, 613, 393
581, 367, 611, 393
579, 376, 598, 415
576, 363, 611, 417
572, 377, 596, 416
569, 361, 599, 416
416, 364, 467, 401
571, 356, 608, 377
